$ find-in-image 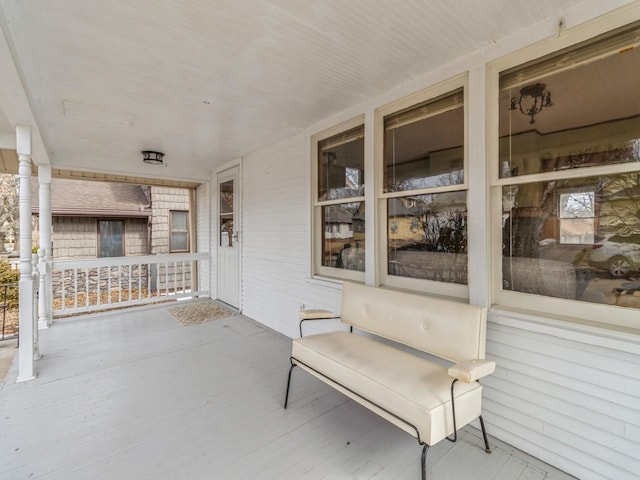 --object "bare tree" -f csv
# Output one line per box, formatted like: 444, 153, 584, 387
0, 174, 19, 252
